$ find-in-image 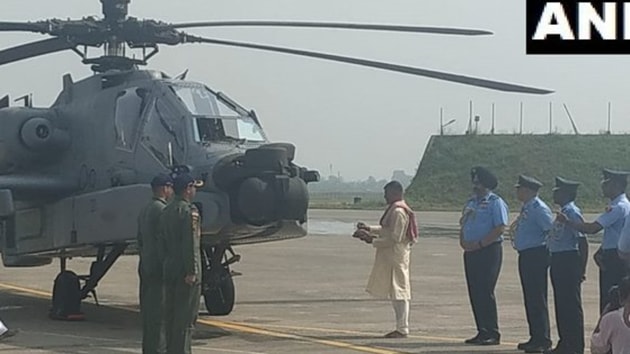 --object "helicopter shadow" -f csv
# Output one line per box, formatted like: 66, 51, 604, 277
0, 290, 229, 354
